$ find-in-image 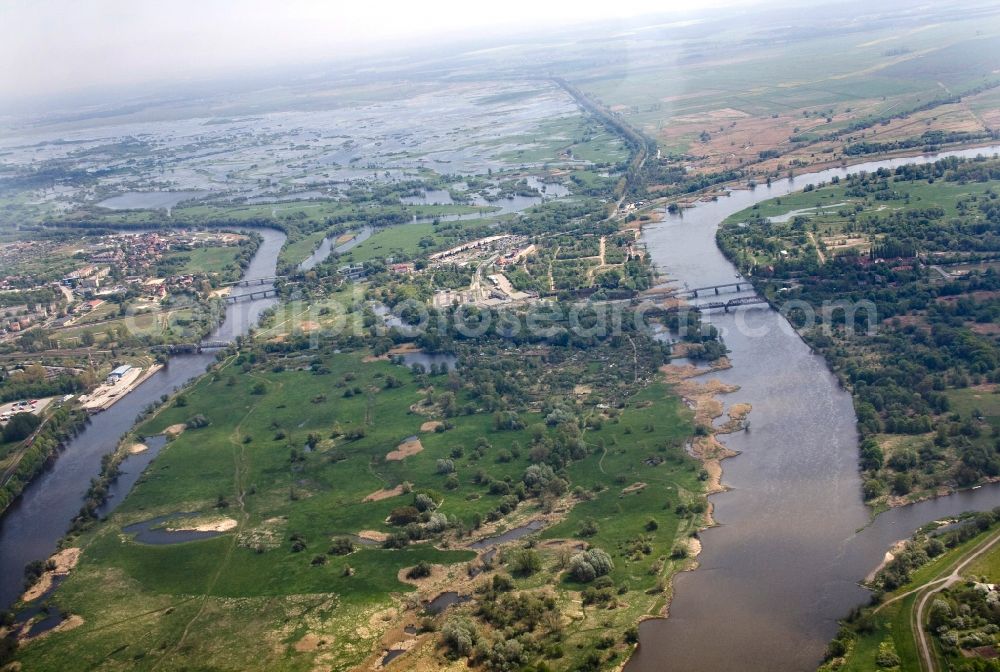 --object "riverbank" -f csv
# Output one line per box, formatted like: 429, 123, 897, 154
714, 154, 1000, 512
628, 143, 1000, 672
637, 139, 1000, 218
77, 364, 161, 413
660, 358, 741, 523
0, 227, 287, 612
820, 517, 1000, 672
